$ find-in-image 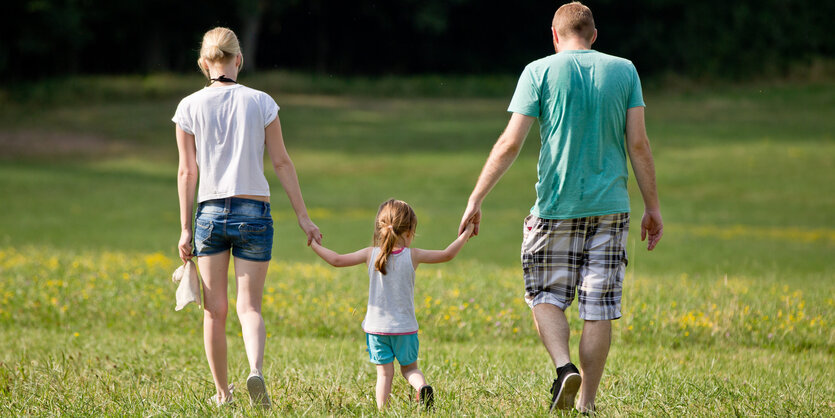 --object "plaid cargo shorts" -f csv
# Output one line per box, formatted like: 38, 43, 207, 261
521, 213, 629, 320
